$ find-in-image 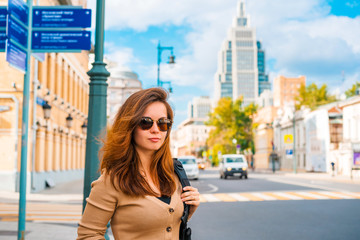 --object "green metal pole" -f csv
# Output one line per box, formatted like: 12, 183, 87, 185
293, 111, 297, 174
83, 0, 110, 209
18, 1, 33, 239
